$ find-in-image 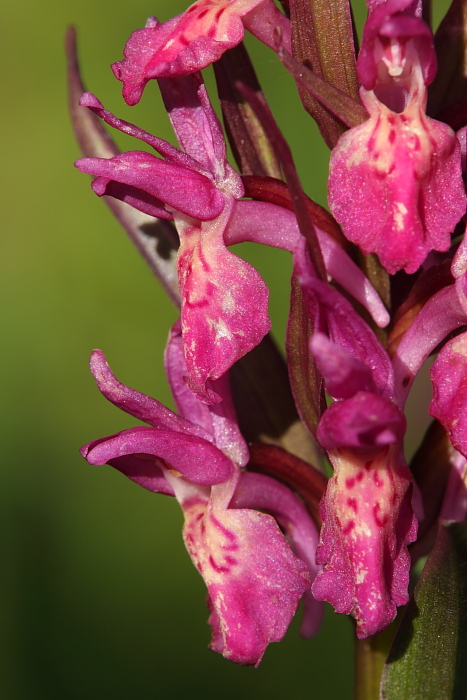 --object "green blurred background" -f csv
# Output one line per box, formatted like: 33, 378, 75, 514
1, 1, 450, 697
